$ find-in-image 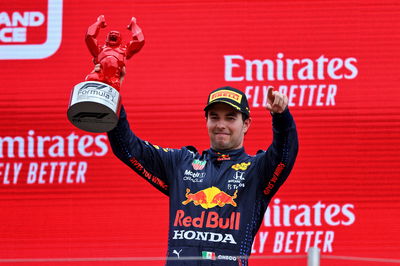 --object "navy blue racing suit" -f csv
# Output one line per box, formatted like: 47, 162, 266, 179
108, 106, 298, 265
